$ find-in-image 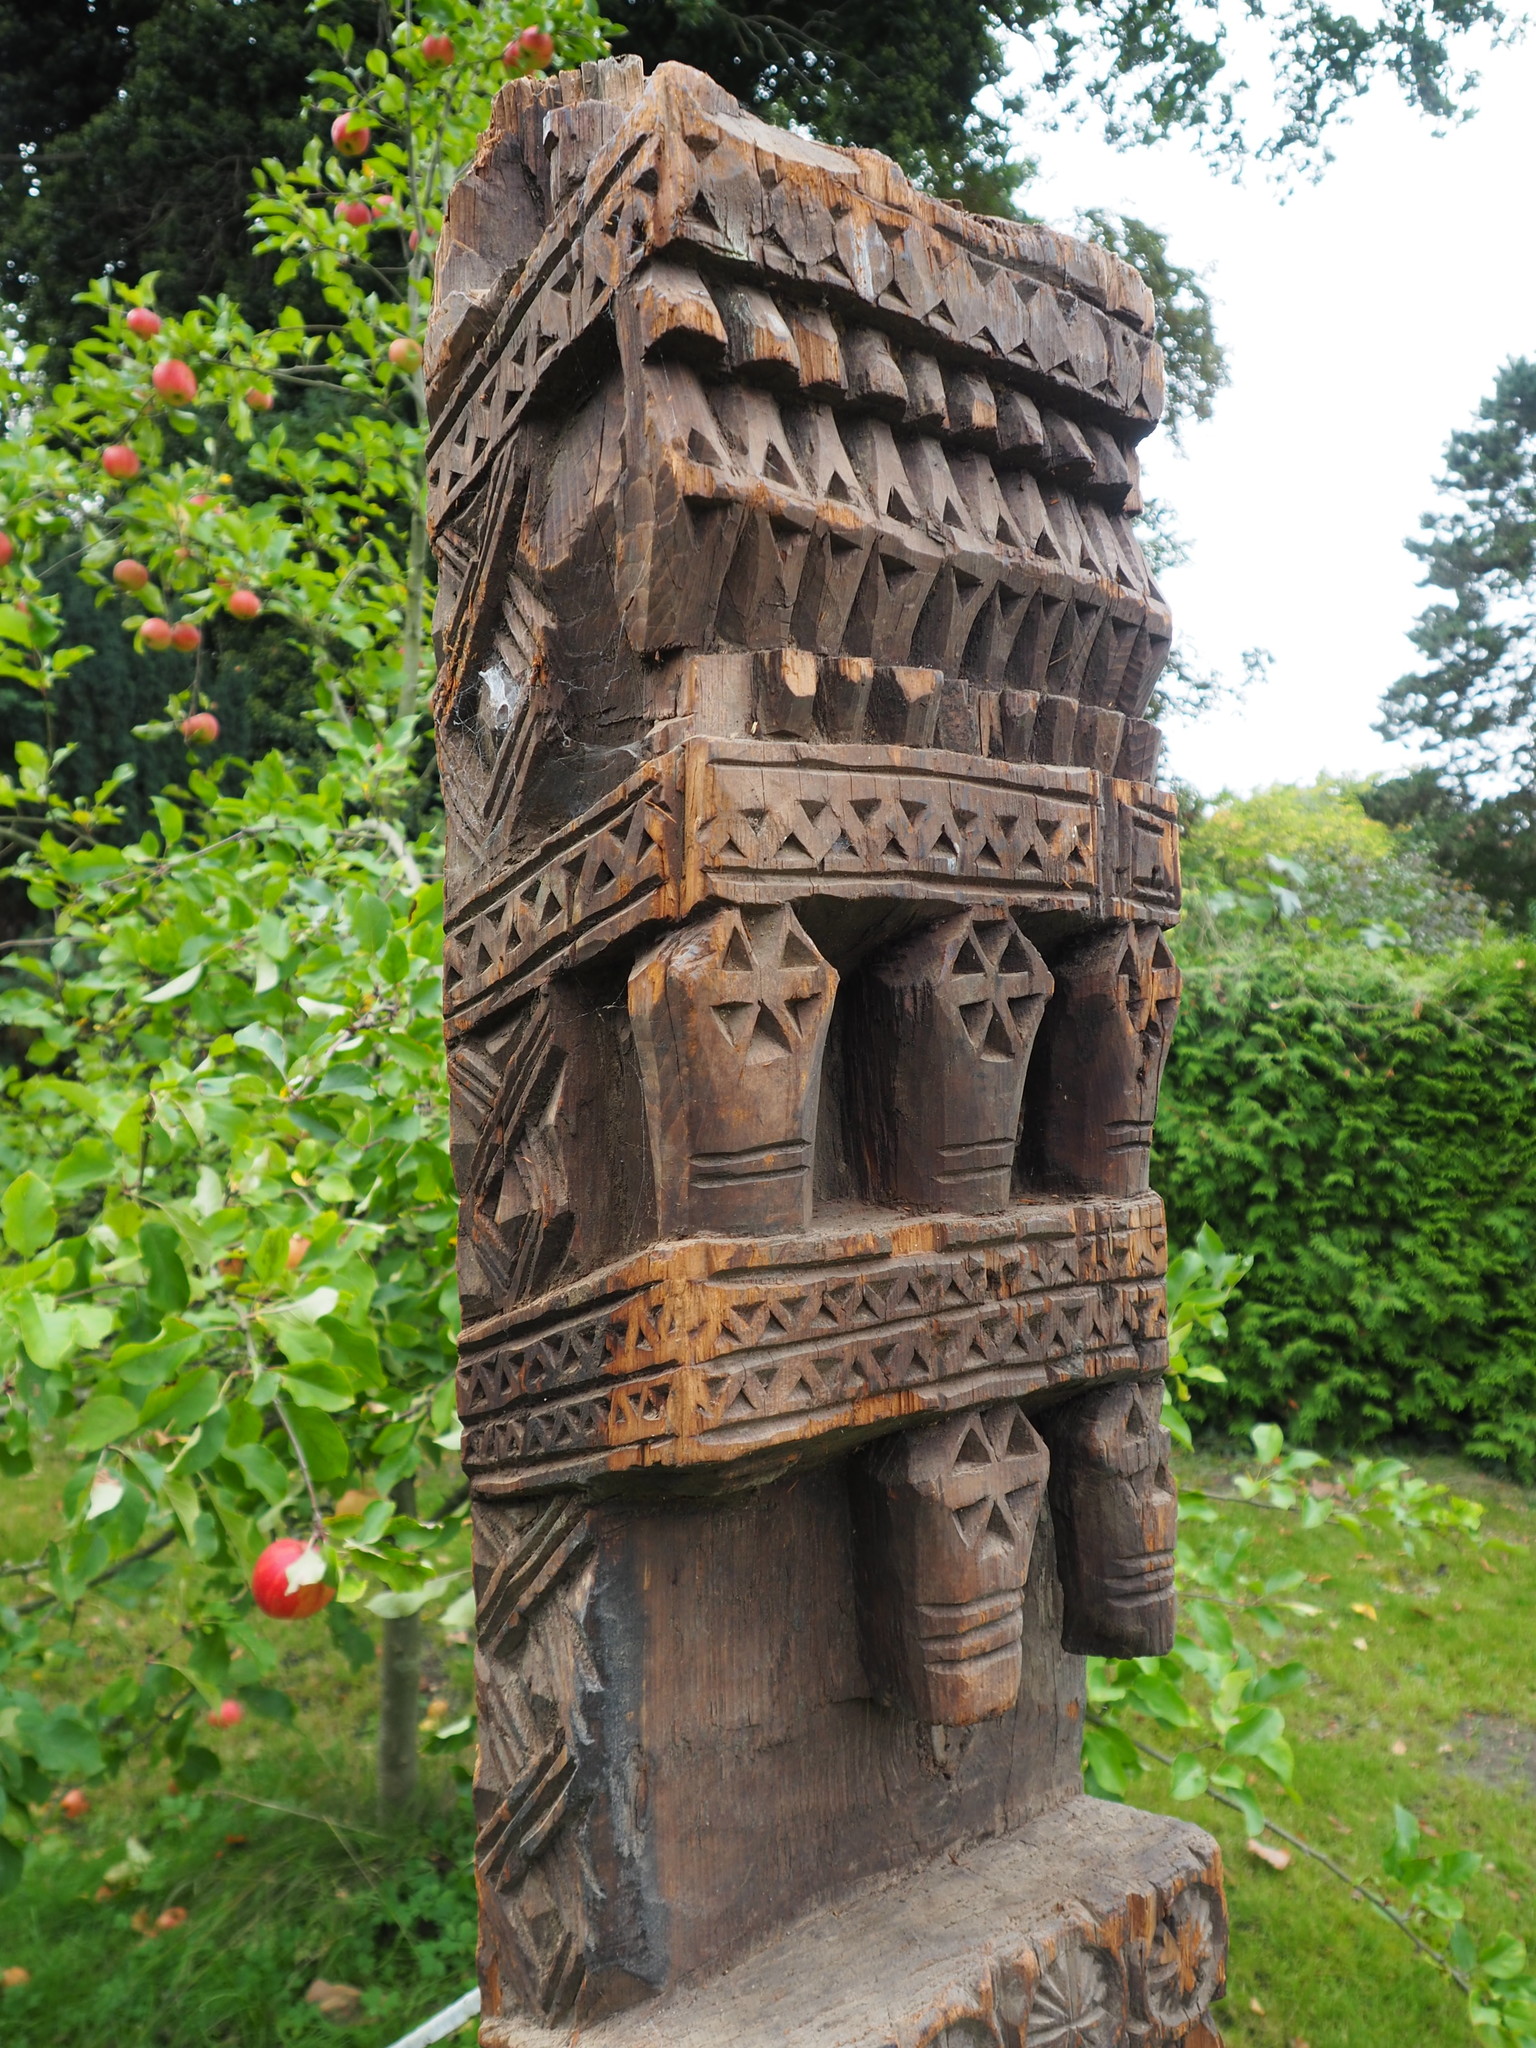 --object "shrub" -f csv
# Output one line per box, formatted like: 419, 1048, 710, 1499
1156, 933, 1536, 1471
